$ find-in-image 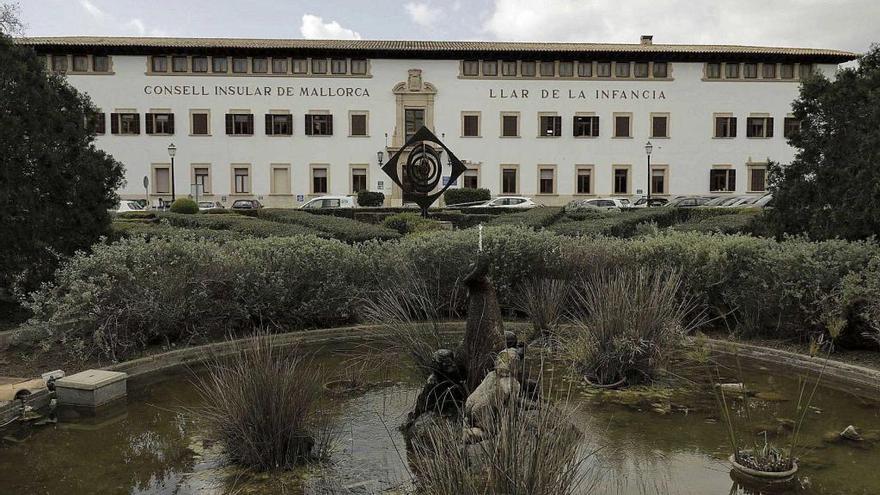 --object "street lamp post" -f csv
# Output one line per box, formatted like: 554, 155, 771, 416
377, 150, 384, 165
645, 140, 654, 205
167, 143, 177, 203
